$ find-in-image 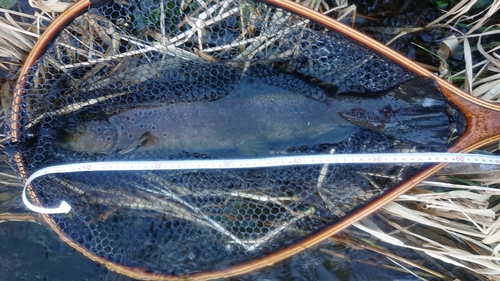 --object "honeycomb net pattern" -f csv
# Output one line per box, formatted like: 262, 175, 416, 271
6, 0, 461, 277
